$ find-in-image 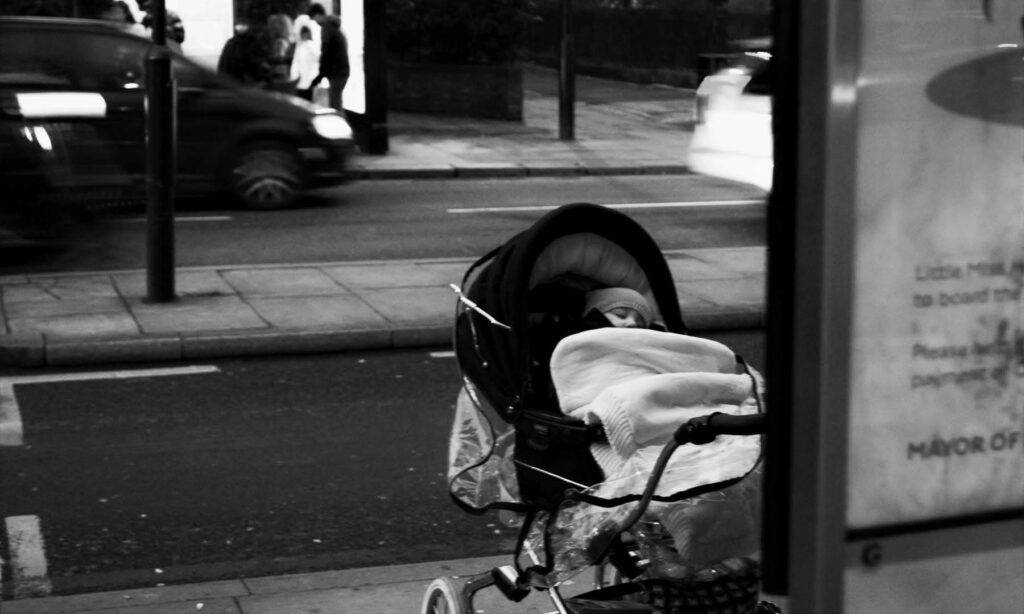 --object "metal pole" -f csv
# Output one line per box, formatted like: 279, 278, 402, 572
362, 0, 389, 154
558, 0, 575, 141
145, 0, 176, 303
